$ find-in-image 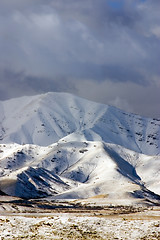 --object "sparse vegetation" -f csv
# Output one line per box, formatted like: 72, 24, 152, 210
0, 196, 160, 238
0, 202, 160, 240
